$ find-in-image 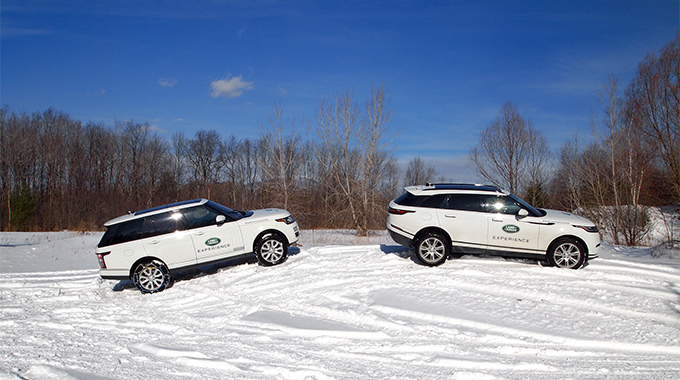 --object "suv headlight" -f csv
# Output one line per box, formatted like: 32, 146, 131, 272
276, 215, 296, 225
574, 225, 598, 233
